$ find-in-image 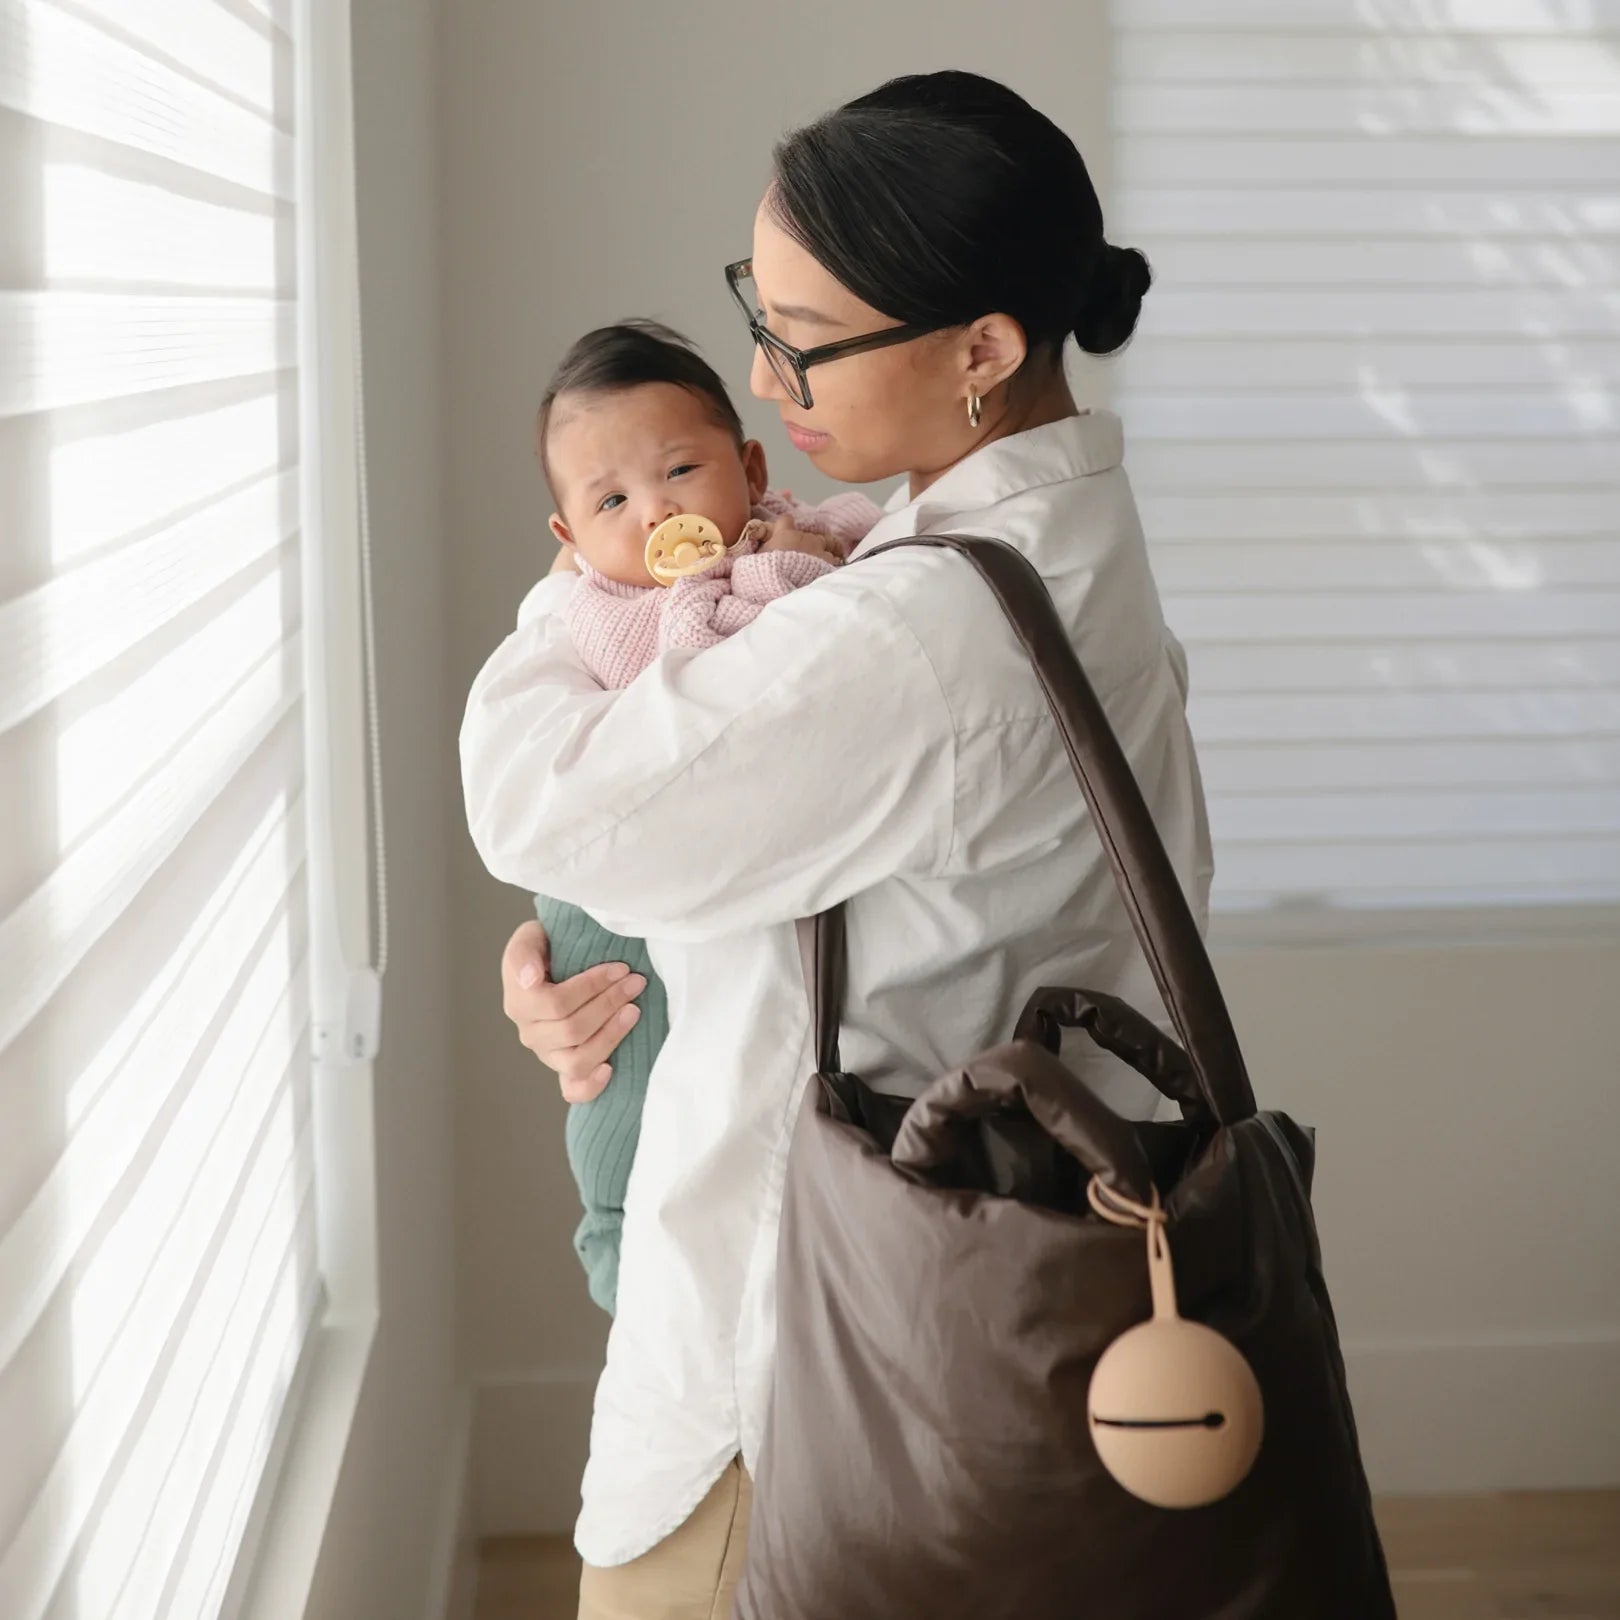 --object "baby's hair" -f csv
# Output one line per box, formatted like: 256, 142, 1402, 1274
537, 320, 745, 493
